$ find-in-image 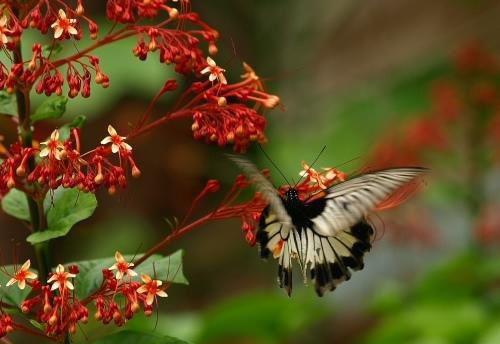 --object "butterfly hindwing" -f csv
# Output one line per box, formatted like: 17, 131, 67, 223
258, 203, 374, 296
